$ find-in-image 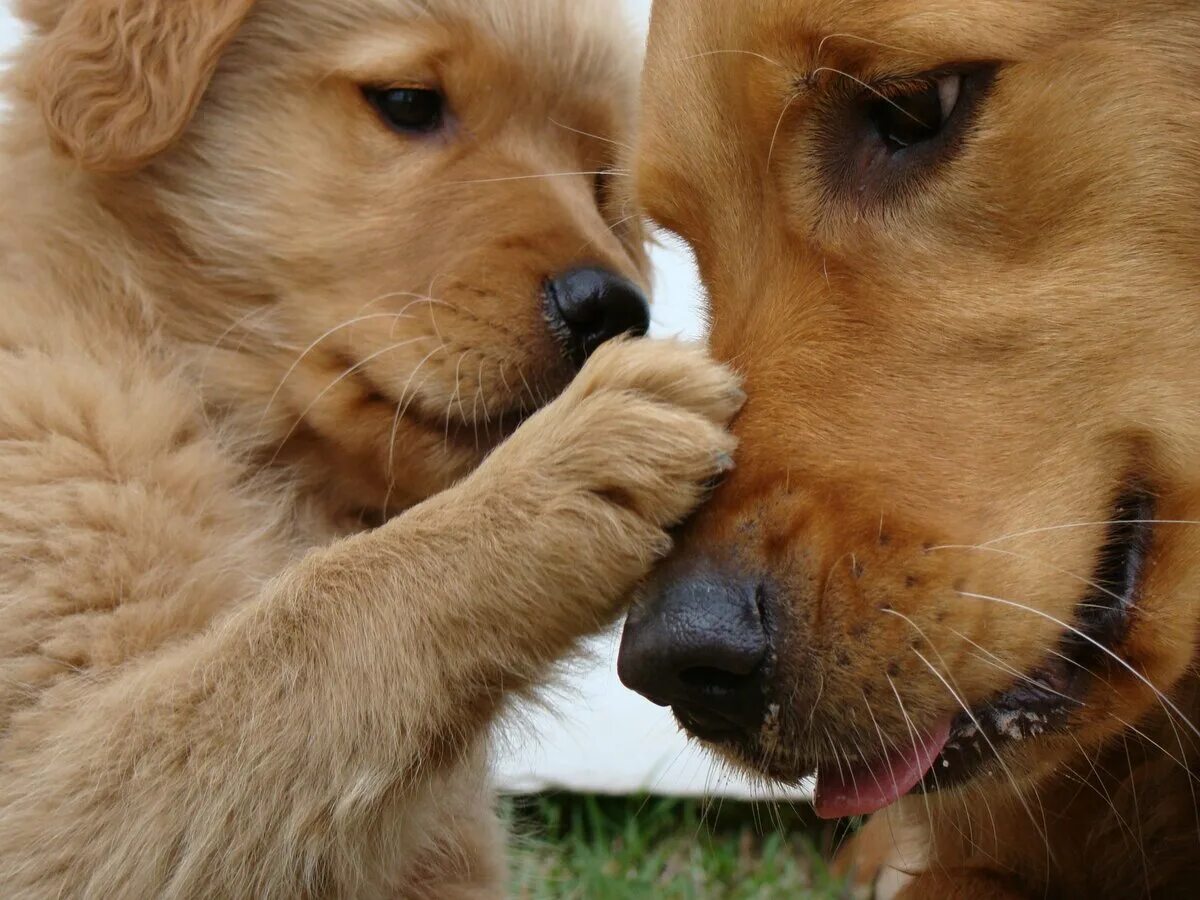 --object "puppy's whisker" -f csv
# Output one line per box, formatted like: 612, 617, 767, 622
204, 303, 275, 356
259, 298, 448, 427
476, 356, 492, 426
352, 289, 445, 321
496, 362, 514, 405
470, 361, 484, 453
444, 171, 629, 187
270, 337, 441, 466
445, 351, 470, 454
1120, 736, 1150, 885
572, 220, 634, 260
195, 303, 281, 424
261, 312, 417, 428
382, 349, 444, 516
604, 214, 639, 236
513, 366, 539, 413
547, 118, 633, 152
